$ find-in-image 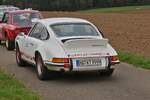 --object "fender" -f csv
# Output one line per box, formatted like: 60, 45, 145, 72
5, 29, 15, 41
15, 36, 21, 49
2, 24, 17, 41
35, 47, 49, 62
